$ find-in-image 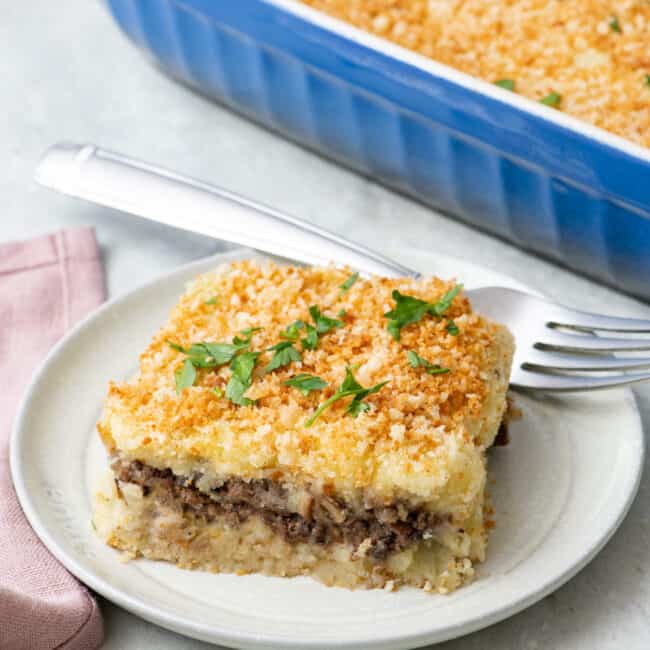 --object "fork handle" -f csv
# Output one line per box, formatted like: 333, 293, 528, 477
35, 143, 418, 279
